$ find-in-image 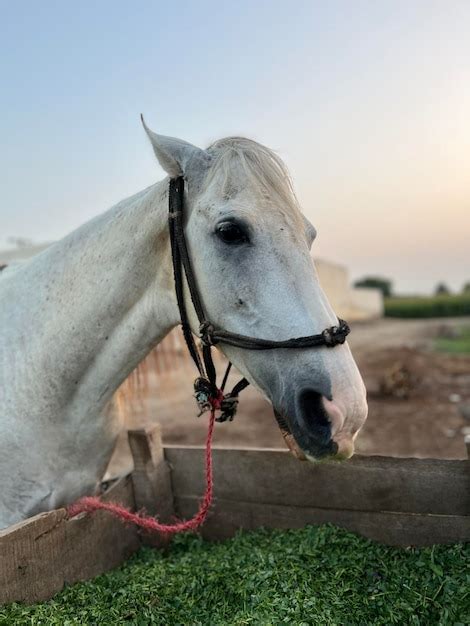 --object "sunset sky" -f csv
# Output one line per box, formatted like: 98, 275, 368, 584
1, 1, 469, 294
